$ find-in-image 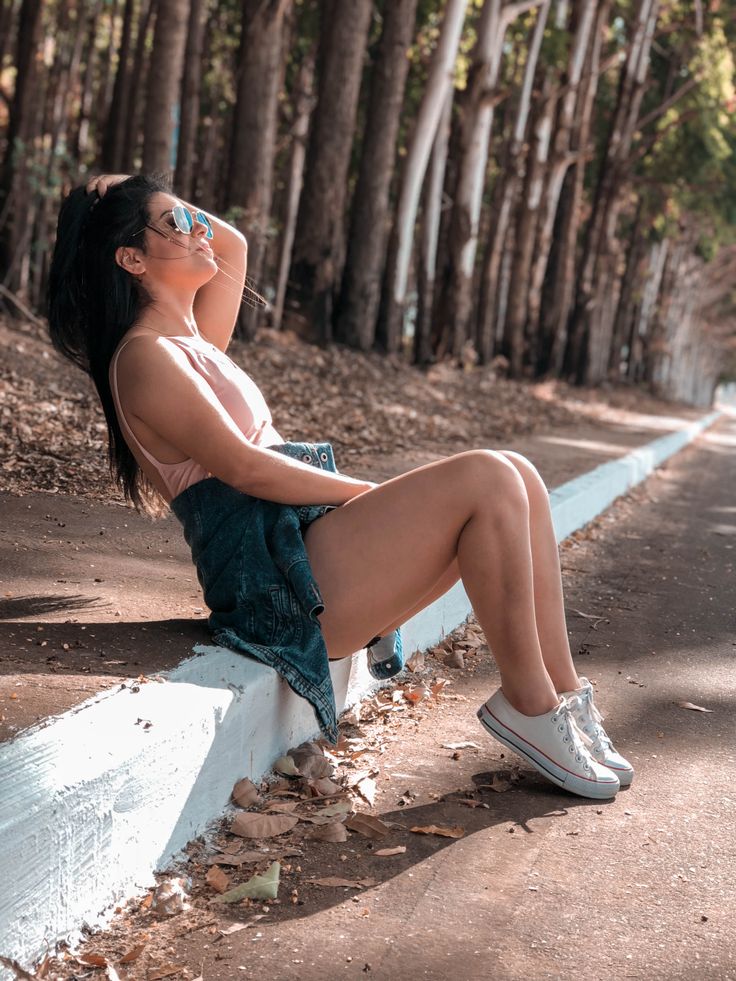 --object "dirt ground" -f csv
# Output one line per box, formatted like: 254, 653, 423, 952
22, 410, 736, 981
